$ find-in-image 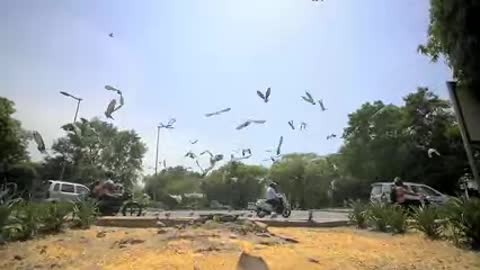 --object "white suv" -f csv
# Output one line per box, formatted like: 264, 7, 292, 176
45, 180, 90, 202
370, 182, 449, 205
